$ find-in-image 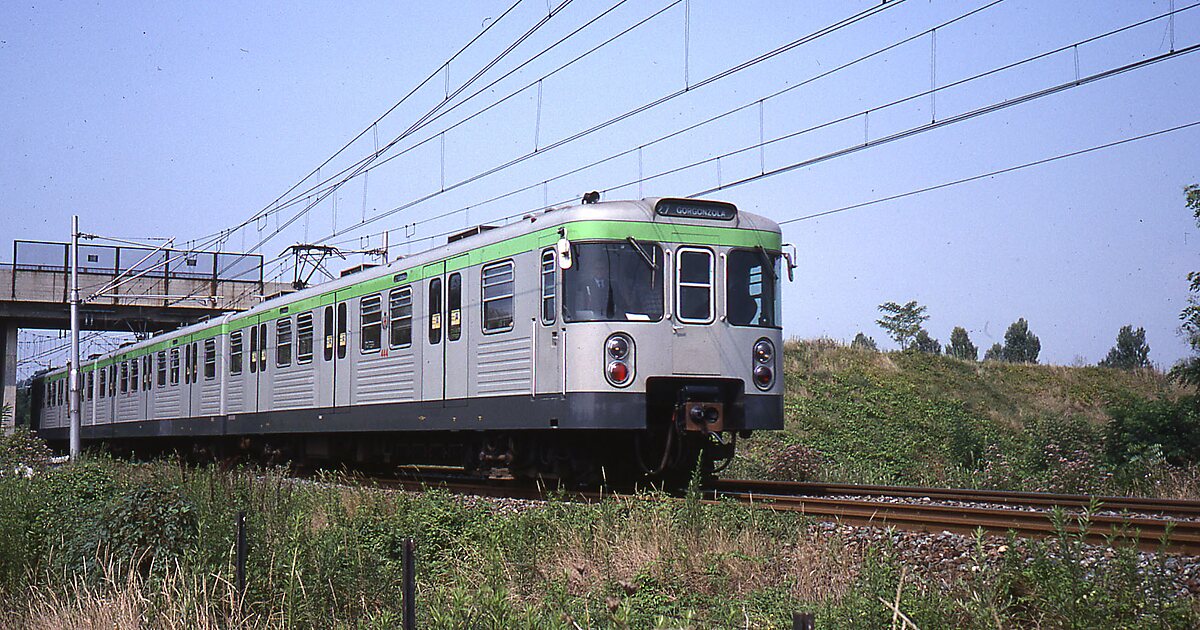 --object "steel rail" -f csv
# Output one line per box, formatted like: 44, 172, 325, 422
713, 479, 1200, 518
